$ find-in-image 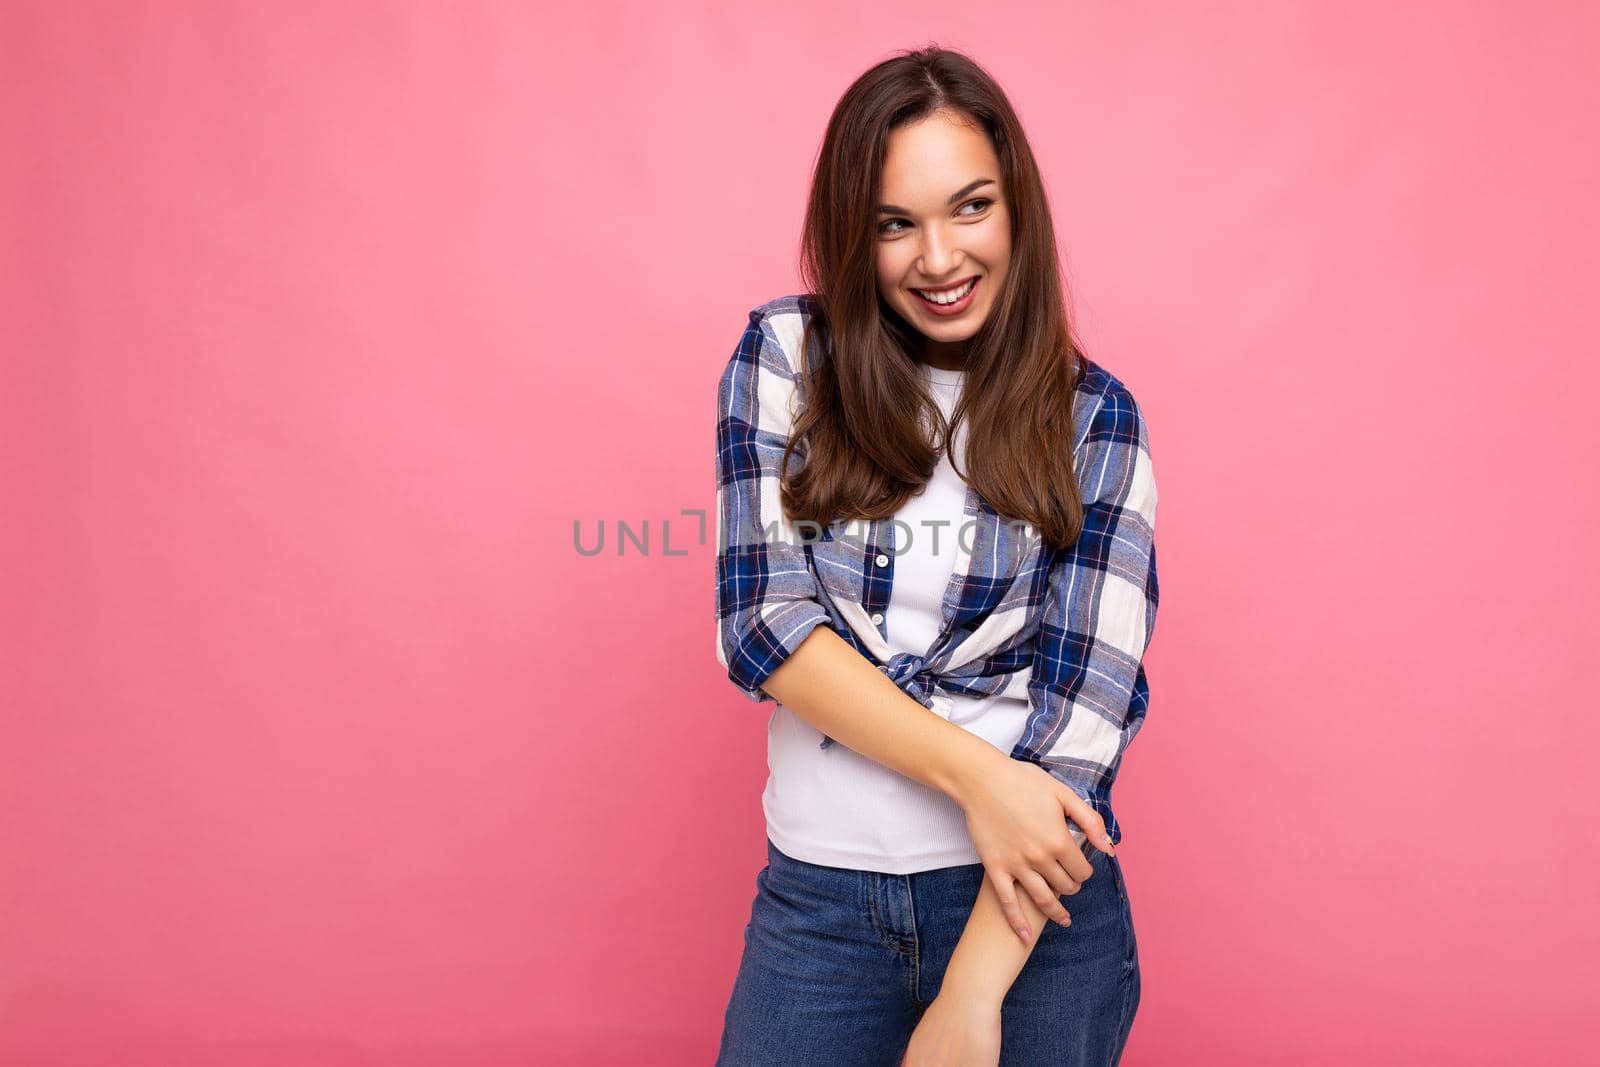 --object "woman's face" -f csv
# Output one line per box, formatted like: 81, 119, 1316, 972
874, 108, 1012, 368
